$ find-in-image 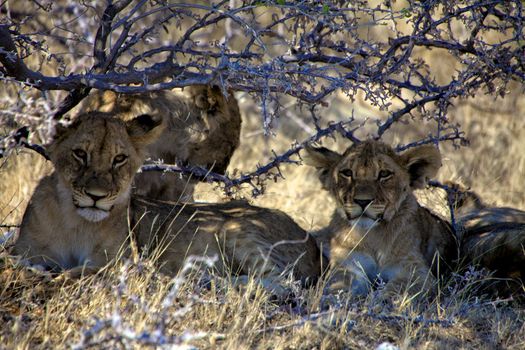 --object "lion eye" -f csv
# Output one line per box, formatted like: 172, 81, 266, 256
72, 149, 87, 163
339, 169, 353, 178
378, 170, 393, 180
113, 154, 128, 167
